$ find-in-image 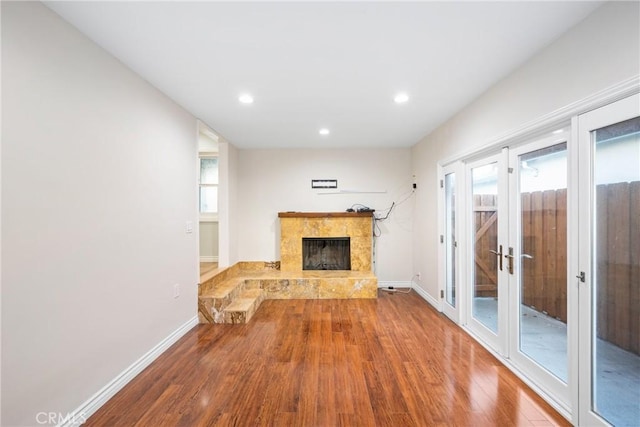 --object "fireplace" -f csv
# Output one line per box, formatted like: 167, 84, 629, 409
278, 211, 373, 272
302, 237, 350, 270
